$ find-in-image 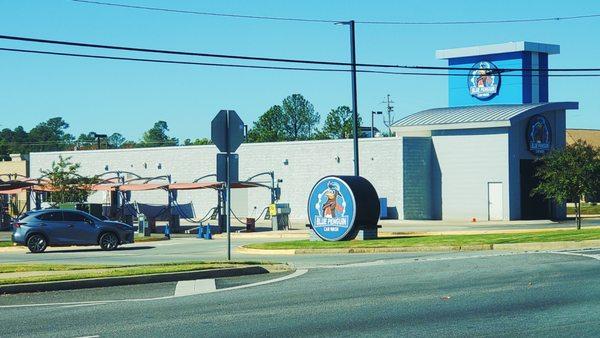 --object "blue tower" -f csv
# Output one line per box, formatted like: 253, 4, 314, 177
436, 41, 559, 107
